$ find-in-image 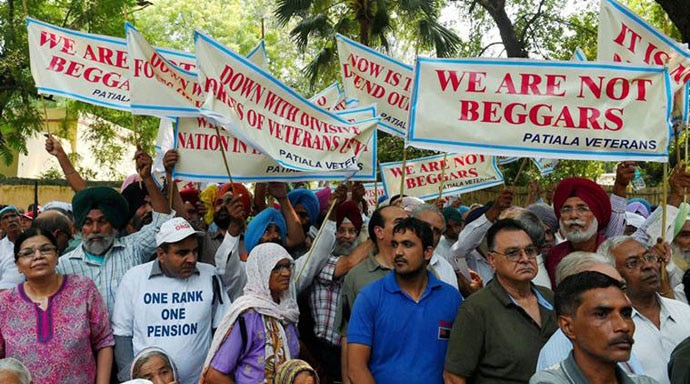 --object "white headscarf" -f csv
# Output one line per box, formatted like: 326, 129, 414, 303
201, 243, 299, 382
